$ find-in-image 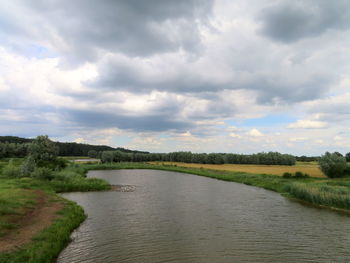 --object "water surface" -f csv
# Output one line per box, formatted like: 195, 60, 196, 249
58, 169, 350, 263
